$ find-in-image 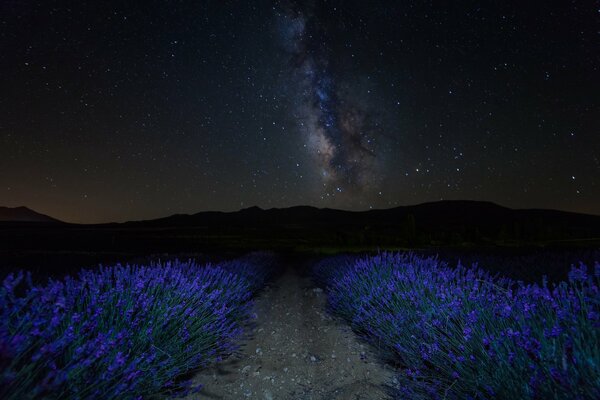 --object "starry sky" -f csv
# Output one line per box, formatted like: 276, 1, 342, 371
1, 0, 599, 223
